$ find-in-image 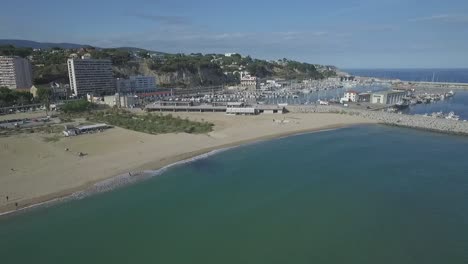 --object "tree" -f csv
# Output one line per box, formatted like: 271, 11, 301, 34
36, 87, 53, 113
15, 91, 33, 105
0, 87, 15, 107
0, 87, 33, 107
